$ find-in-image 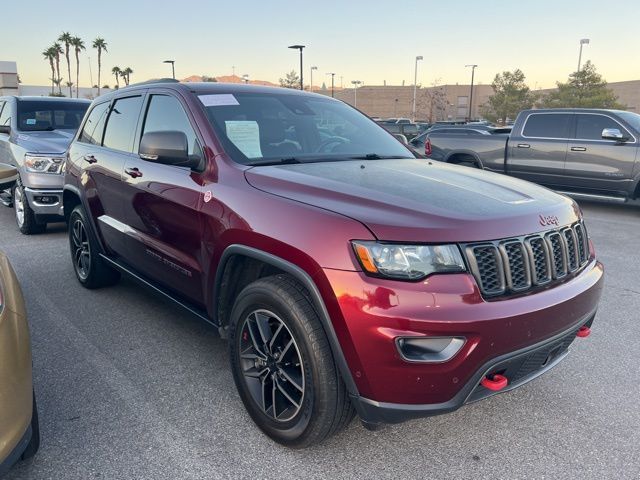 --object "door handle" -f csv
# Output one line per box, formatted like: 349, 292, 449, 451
516, 143, 530, 149
83, 155, 97, 164
124, 167, 143, 178
570, 146, 587, 152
